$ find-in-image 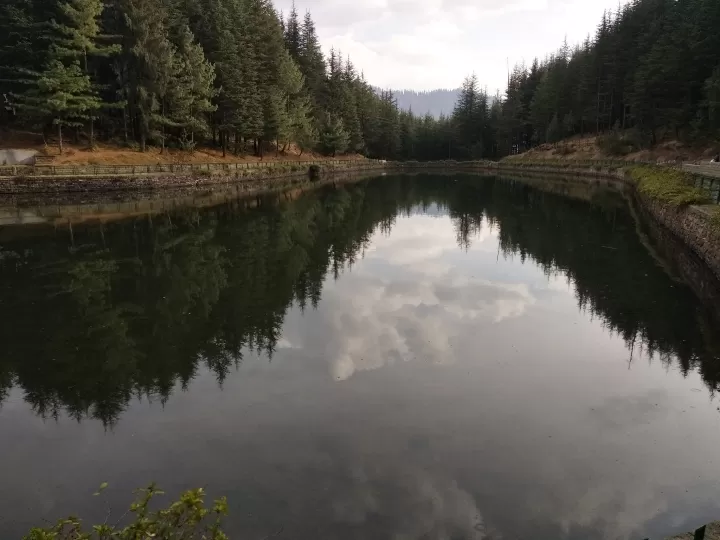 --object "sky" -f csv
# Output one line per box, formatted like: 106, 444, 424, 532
274, 0, 632, 93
